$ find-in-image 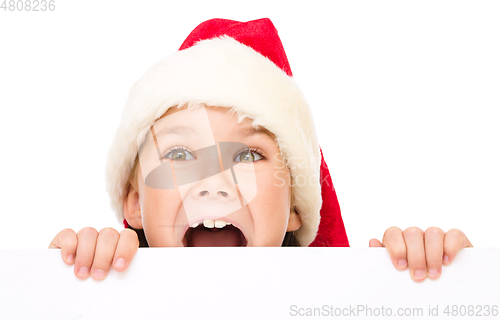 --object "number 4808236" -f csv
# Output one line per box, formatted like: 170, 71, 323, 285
1, 0, 56, 11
